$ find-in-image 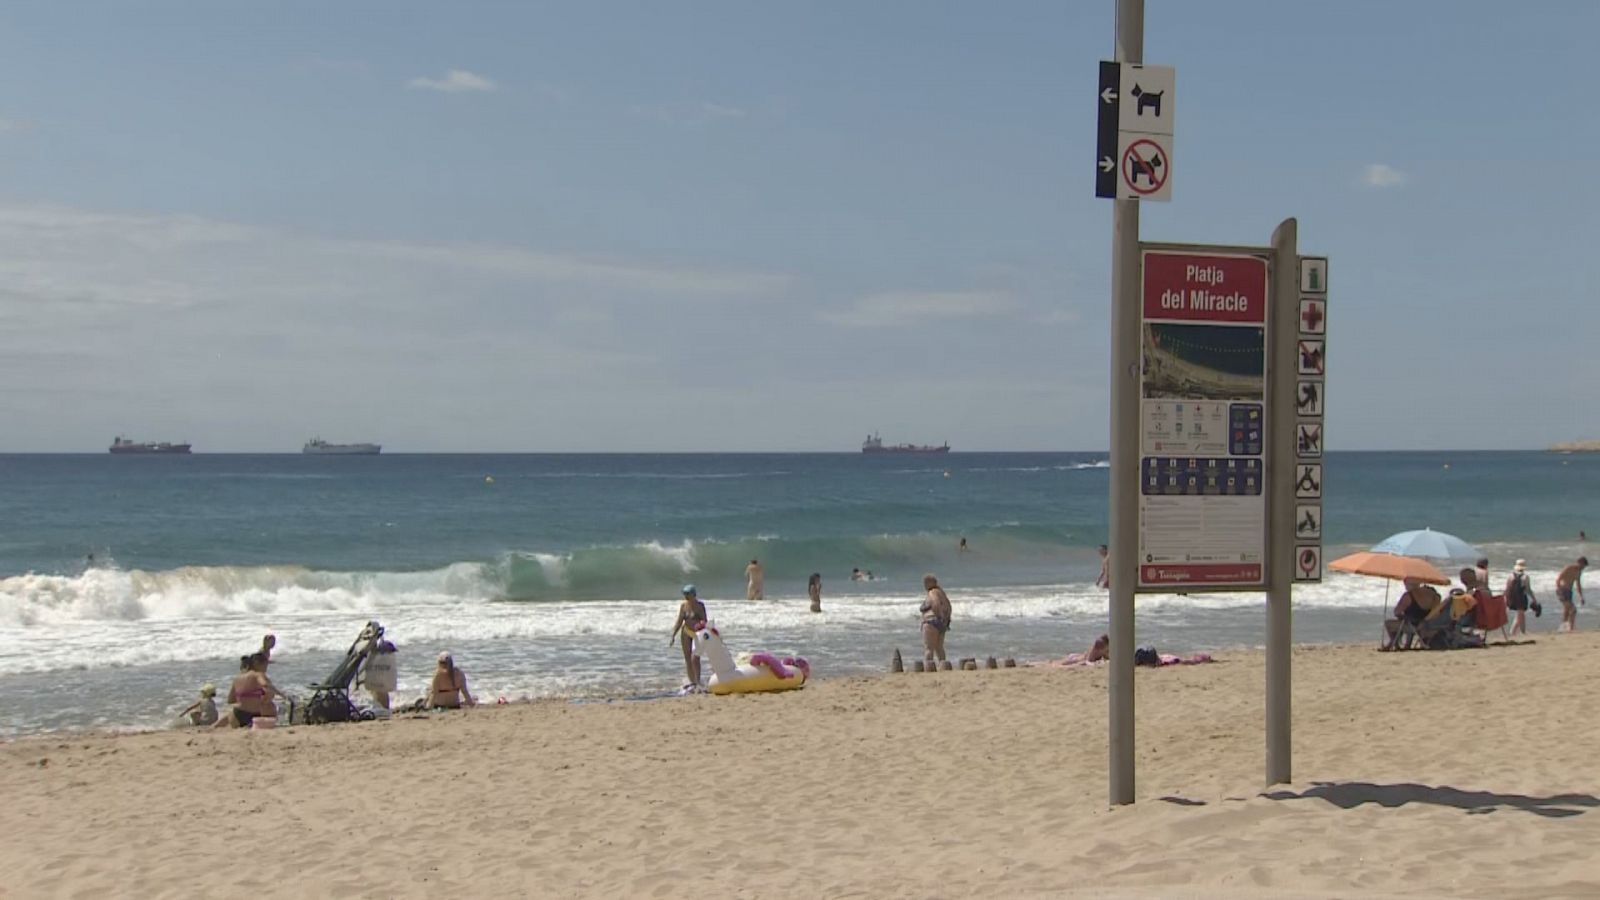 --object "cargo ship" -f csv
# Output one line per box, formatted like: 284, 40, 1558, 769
303, 438, 381, 455
861, 432, 950, 454
109, 436, 192, 454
